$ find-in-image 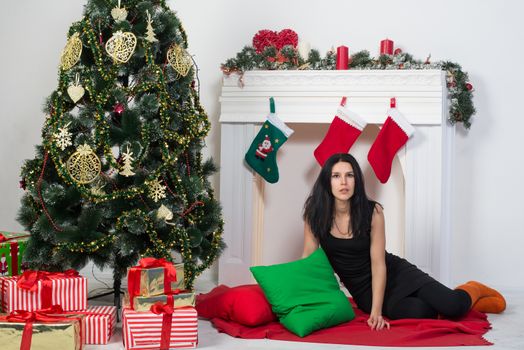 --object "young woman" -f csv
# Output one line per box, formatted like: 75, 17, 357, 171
302, 153, 506, 330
